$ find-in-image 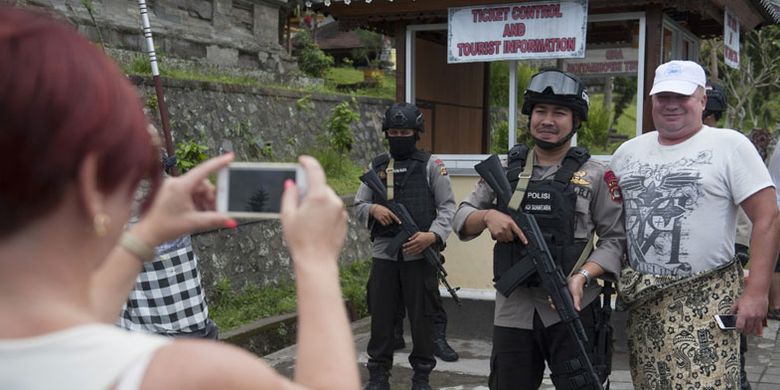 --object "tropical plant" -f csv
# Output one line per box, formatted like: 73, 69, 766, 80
175, 140, 208, 174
